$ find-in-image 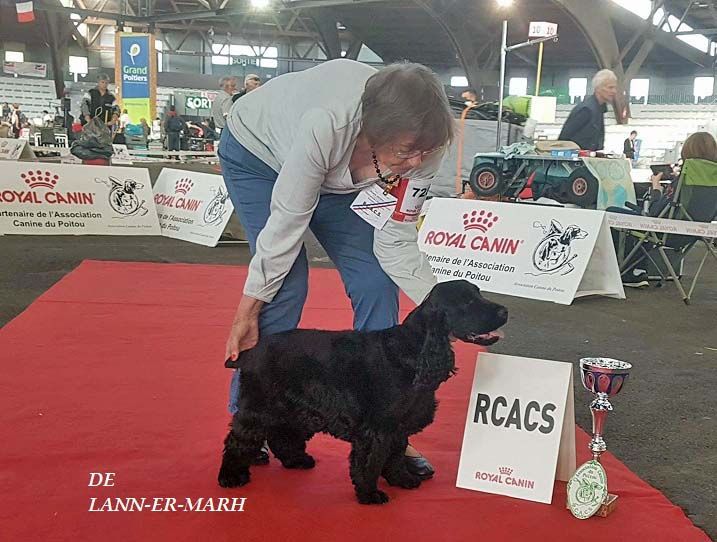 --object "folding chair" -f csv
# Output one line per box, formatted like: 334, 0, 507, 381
618, 158, 717, 304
